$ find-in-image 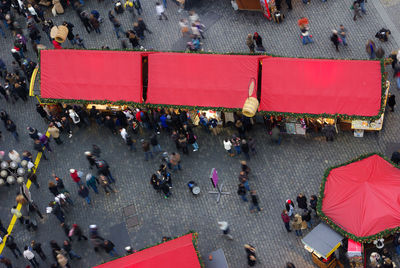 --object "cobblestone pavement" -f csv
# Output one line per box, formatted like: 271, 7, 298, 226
0, 0, 400, 267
